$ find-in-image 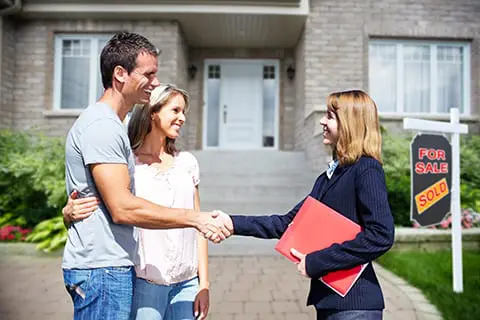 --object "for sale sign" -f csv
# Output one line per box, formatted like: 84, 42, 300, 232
411, 134, 452, 227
